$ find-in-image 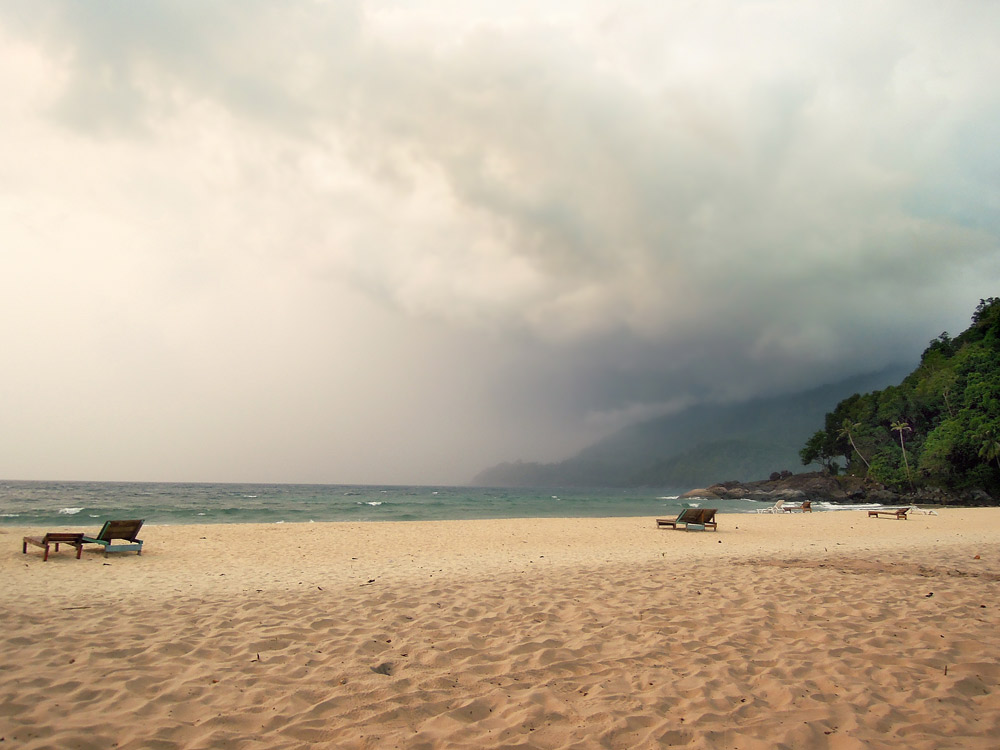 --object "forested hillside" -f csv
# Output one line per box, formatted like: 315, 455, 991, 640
801, 298, 1000, 495
472, 367, 908, 488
